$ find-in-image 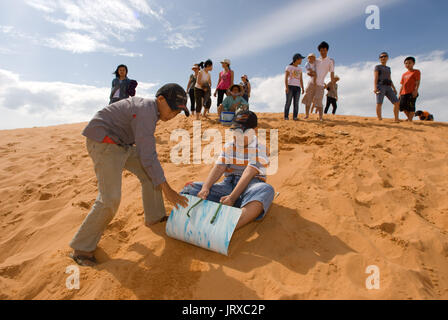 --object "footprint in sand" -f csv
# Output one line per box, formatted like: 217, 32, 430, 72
38, 192, 53, 201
